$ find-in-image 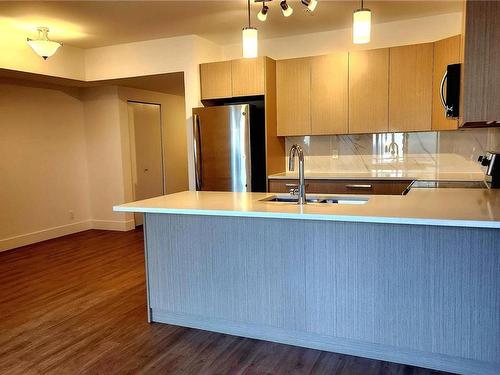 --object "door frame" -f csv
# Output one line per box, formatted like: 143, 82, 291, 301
127, 100, 166, 226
